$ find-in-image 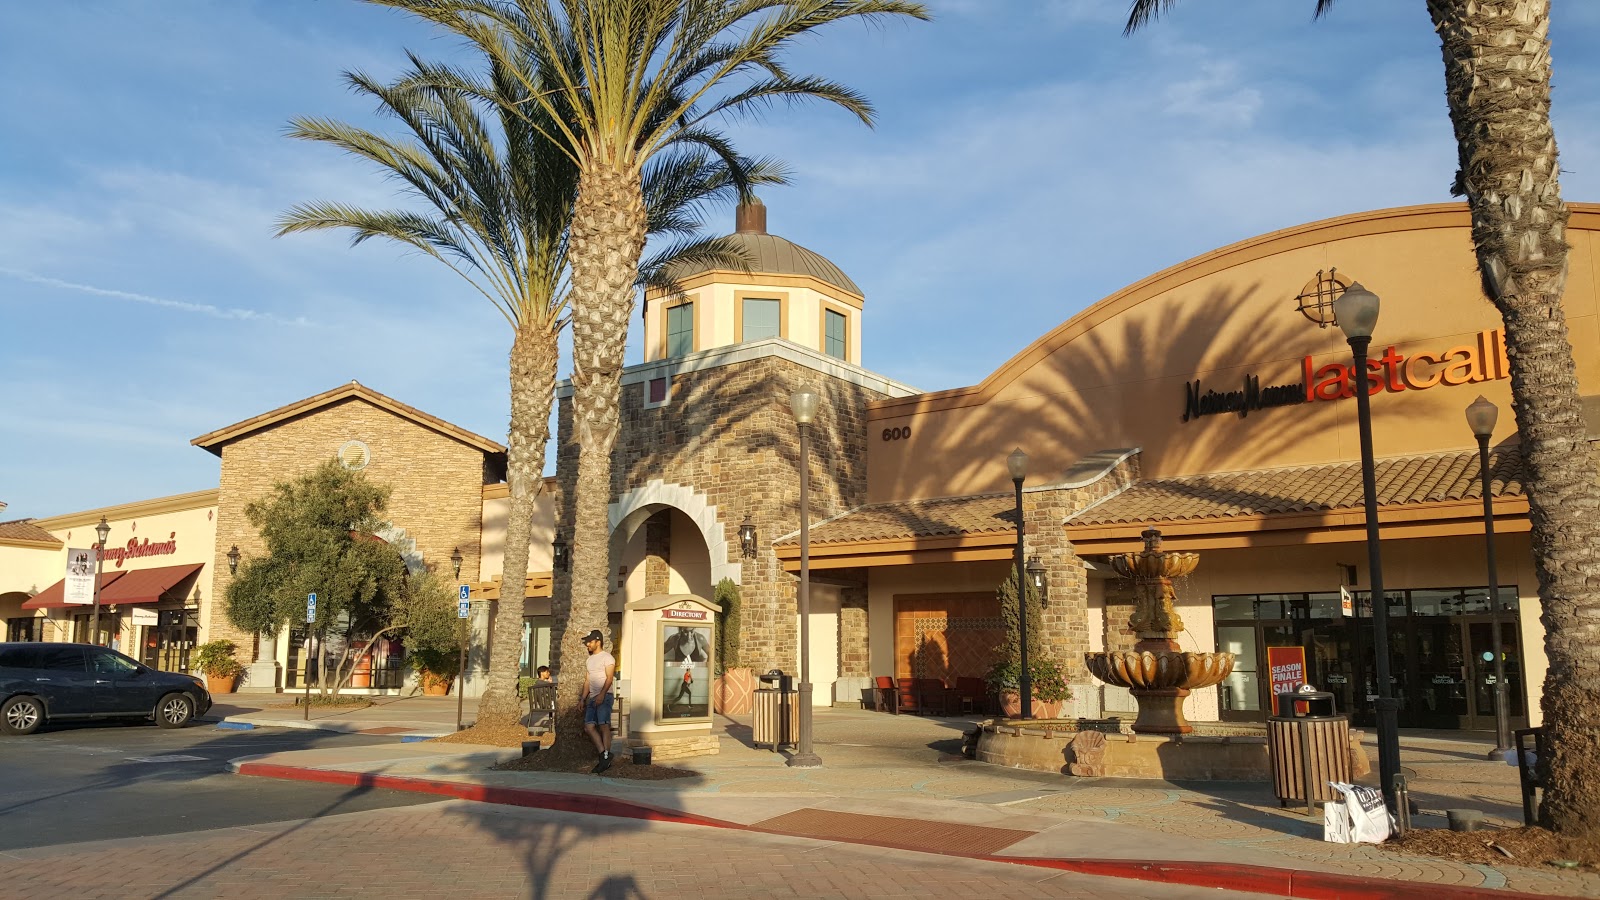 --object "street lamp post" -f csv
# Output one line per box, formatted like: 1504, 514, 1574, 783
1007, 448, 1032, 720
1466, 395, 1513, 756
90, 516, 111, 646
452, 547, 466, 732
1334, 283, 1403, 824
788, 389, 822, 768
